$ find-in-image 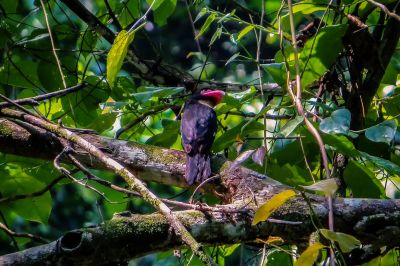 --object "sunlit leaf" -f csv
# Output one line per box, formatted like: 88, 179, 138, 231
210, 27, 222, 46
320, 109, 351, 135
194, 7, 208, 23
256, 236, 285, 245
322, 134, 358, 157
220, 244, 240, 256
360, 151, 400, 176
213, 121, 264, 152
344, 160, 386, 198
152, 0, 177, 26
294, 242, 325, 266
320, 229, 361, 253
107, 30, 136, 87
225, 52, 240, 66
132, 87, 184, 103
252, 190, 296, 225
237, 25, 255, 41
365, 120, 397, 144
261, 62, 286, 85
301, 179, 338, 196
279, 116, 304, 137
196, 13, 216, 39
